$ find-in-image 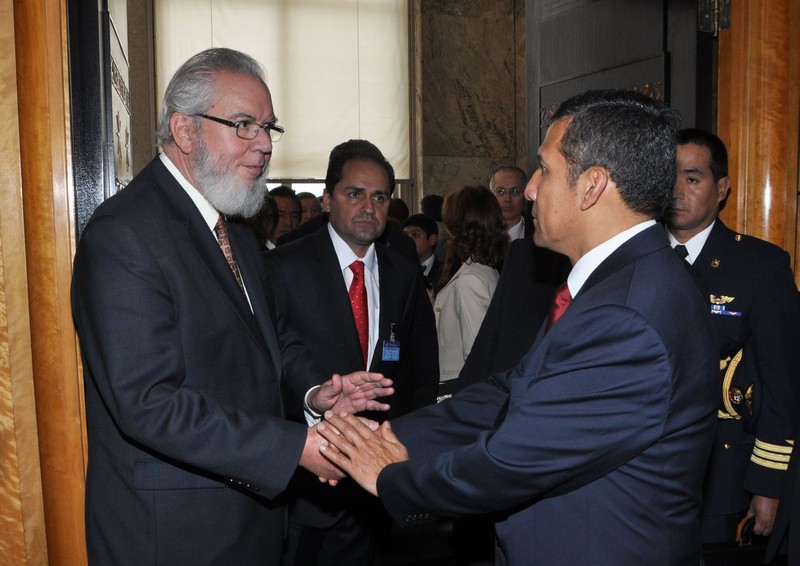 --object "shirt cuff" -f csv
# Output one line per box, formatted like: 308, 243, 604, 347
303, 385, 323, 427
